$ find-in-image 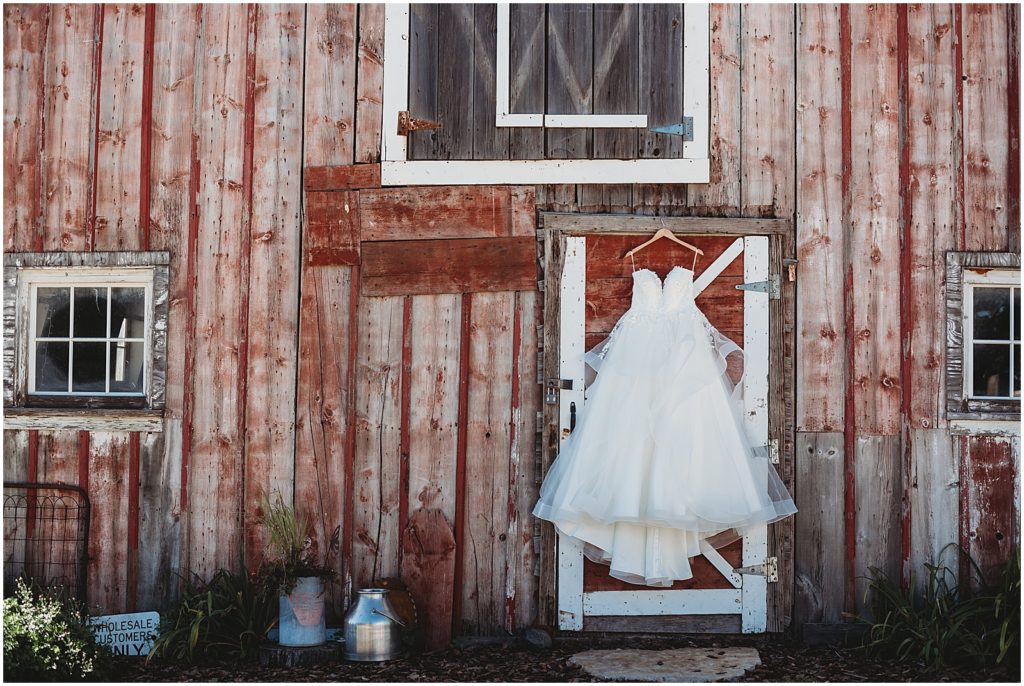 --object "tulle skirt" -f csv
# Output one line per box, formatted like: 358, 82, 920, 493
532, 303, 796, 586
